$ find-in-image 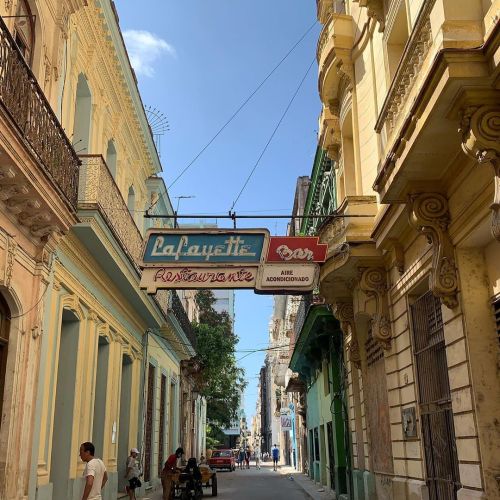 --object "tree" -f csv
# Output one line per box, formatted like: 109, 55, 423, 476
193, 290, 246, 430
